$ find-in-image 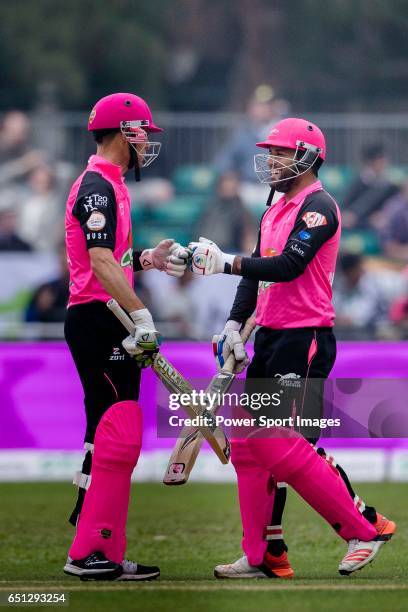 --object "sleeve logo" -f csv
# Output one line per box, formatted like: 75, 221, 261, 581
86, 211, 106, 231
302, 211, 327, 228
